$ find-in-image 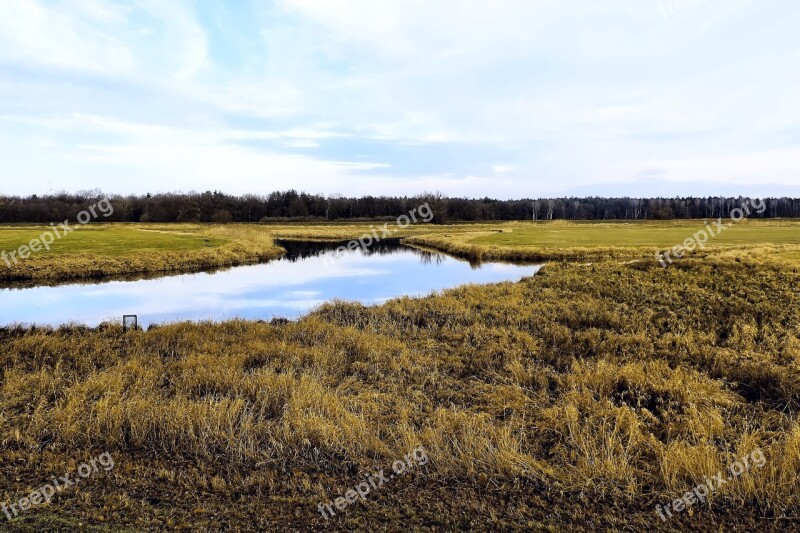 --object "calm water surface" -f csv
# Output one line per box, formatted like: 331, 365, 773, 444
0, 240, 539, 328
